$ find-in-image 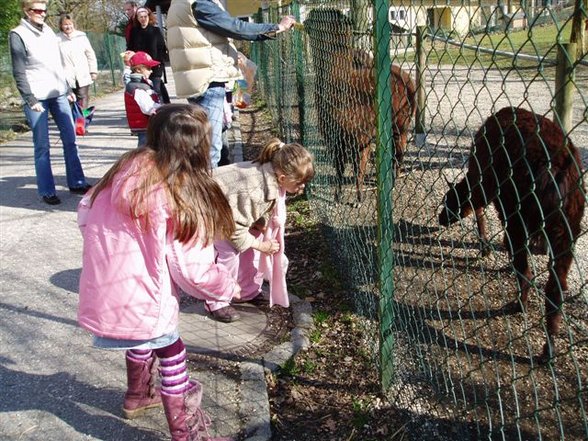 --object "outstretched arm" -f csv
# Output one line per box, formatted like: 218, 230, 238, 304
192, 0, 294, 41
166, 232, 240, 302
